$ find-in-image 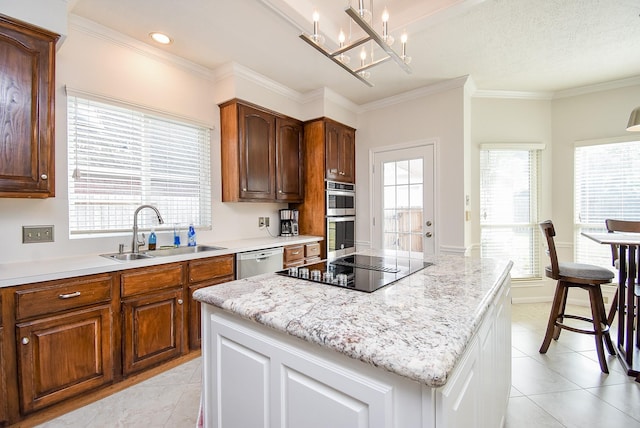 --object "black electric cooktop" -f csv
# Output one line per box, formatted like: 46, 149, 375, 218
276, 254, 432, 293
